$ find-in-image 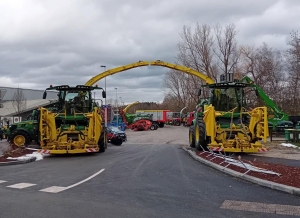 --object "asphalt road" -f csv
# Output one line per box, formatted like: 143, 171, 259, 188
0, 143, 299, 218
